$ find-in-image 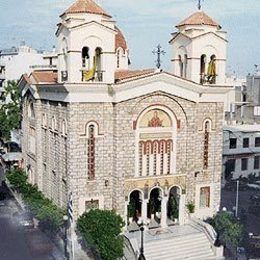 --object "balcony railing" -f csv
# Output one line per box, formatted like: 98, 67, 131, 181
200, 73, 216, 85
81, 70, 104, 83
30, 64, 57, 70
